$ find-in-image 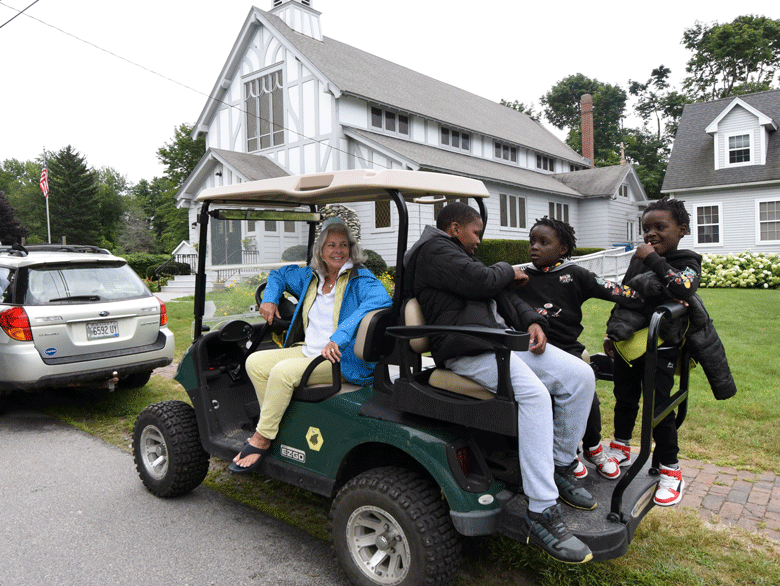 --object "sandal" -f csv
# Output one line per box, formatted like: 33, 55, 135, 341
228, 442, 270, 474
